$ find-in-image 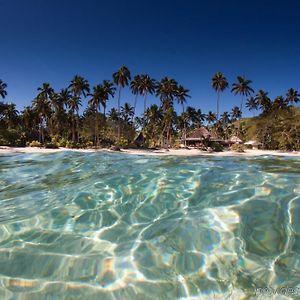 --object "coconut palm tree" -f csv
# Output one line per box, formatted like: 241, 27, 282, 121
101, 80, 116, 116
139, 75, 157, 124
88, 84, 103, 147
211, 72, 229, 119
121, 102, 134, 123
32, 94, 52, 143
220, 111, 231, 125
231, 76, 254, 135
206, 111, 217, 126
176, 85, 190, 146
2, 103, 19, 129
246, 96, 258, 116
231, 106, 242, 122
255, 90, 271, 116
130, 75, 142, 118
0, 80, 7, 99
231, 76, 254, 112
112, 66, 131, 143
68, 75, 90, 142
286, 88, 300, 106
156, 77, 178, 147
